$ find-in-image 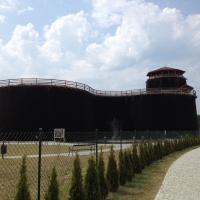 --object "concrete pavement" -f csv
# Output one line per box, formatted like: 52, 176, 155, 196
155, 147, 200, 200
